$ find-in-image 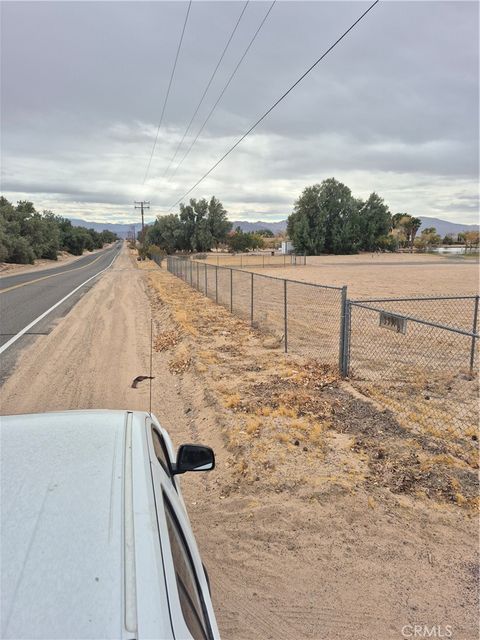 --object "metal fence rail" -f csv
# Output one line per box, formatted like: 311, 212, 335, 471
164, 255, 479, 444
353, 295, 479, 333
